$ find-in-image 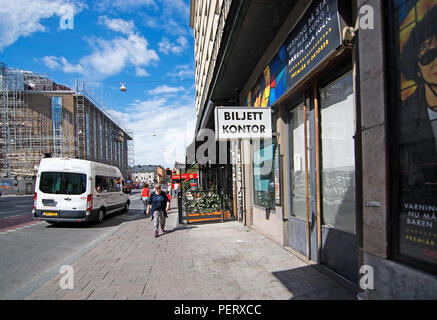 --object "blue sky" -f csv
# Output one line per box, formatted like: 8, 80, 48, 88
0, 0, 196, 169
